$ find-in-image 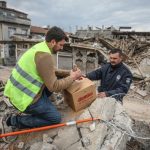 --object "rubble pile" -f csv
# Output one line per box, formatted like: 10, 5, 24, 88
0, 32, 150, 149
0, 80, 4, 97
0, 98, 133, 150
